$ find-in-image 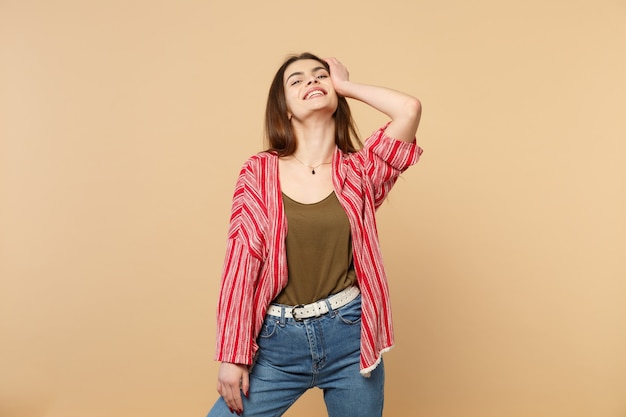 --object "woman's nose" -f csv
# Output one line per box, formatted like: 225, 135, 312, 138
307, 77, 319, 85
